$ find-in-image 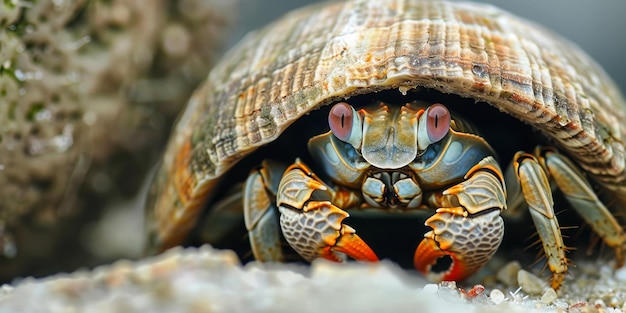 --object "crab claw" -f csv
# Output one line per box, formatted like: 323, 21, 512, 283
414, 236, 473, 282
320, 224, 379, 262
414, 210, 504, 282
278, 200, 378, 263
277, 160, 378, 263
